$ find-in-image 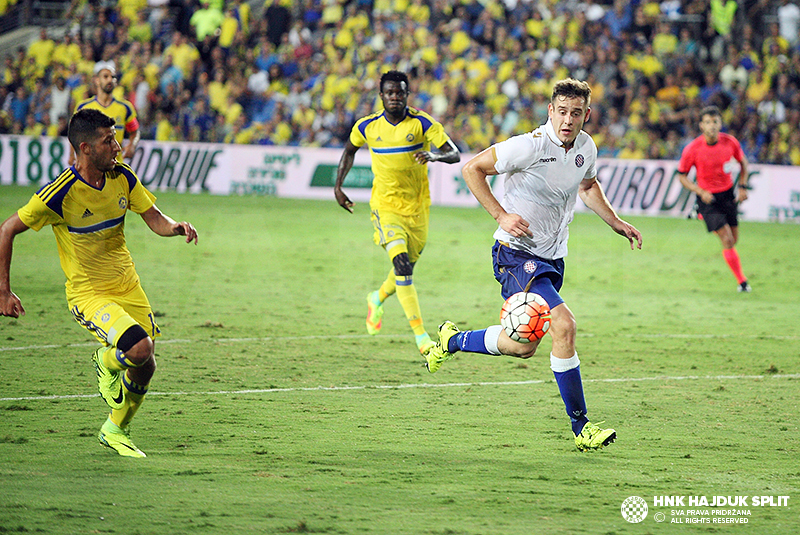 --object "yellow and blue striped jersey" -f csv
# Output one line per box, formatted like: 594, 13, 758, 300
350, 107, 451, 216
75, 96, 139, 144
17, 163, 156, 302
